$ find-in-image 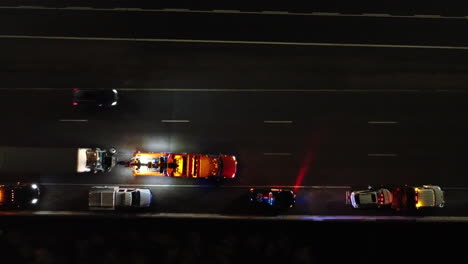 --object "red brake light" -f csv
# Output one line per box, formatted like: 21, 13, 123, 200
73, 102, 78, 106
73, 88, 78, 92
